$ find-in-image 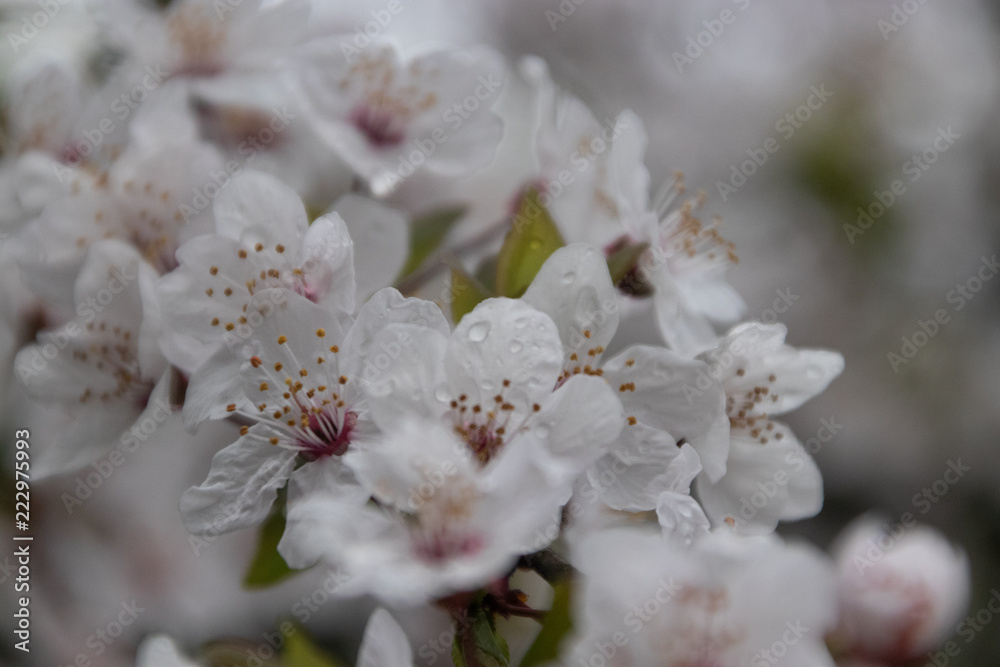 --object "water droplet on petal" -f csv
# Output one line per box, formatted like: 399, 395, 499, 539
468, 321, 490, 342
509, 340, 523, 353
561, 271, 576, 285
